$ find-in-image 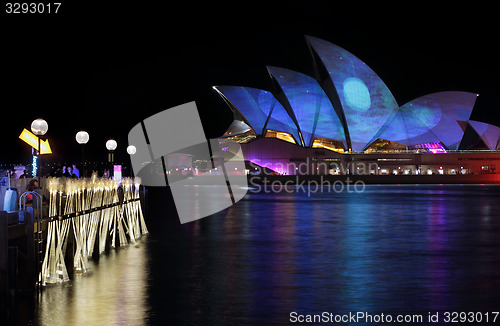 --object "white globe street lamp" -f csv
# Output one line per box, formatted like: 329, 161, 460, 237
126, 145, 136, 155
31, 118, 48, 136
106, 139, 117, 178
126, 145, 136, 177
106, 139, 117, 151
76, 131, 89, 176
75, 131, 90, 144
31, 118, 48, 187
